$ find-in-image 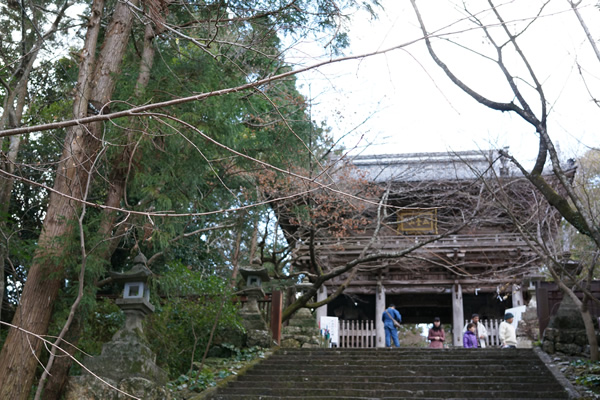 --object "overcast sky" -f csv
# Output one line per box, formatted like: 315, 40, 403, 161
289, 0, 600, 166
